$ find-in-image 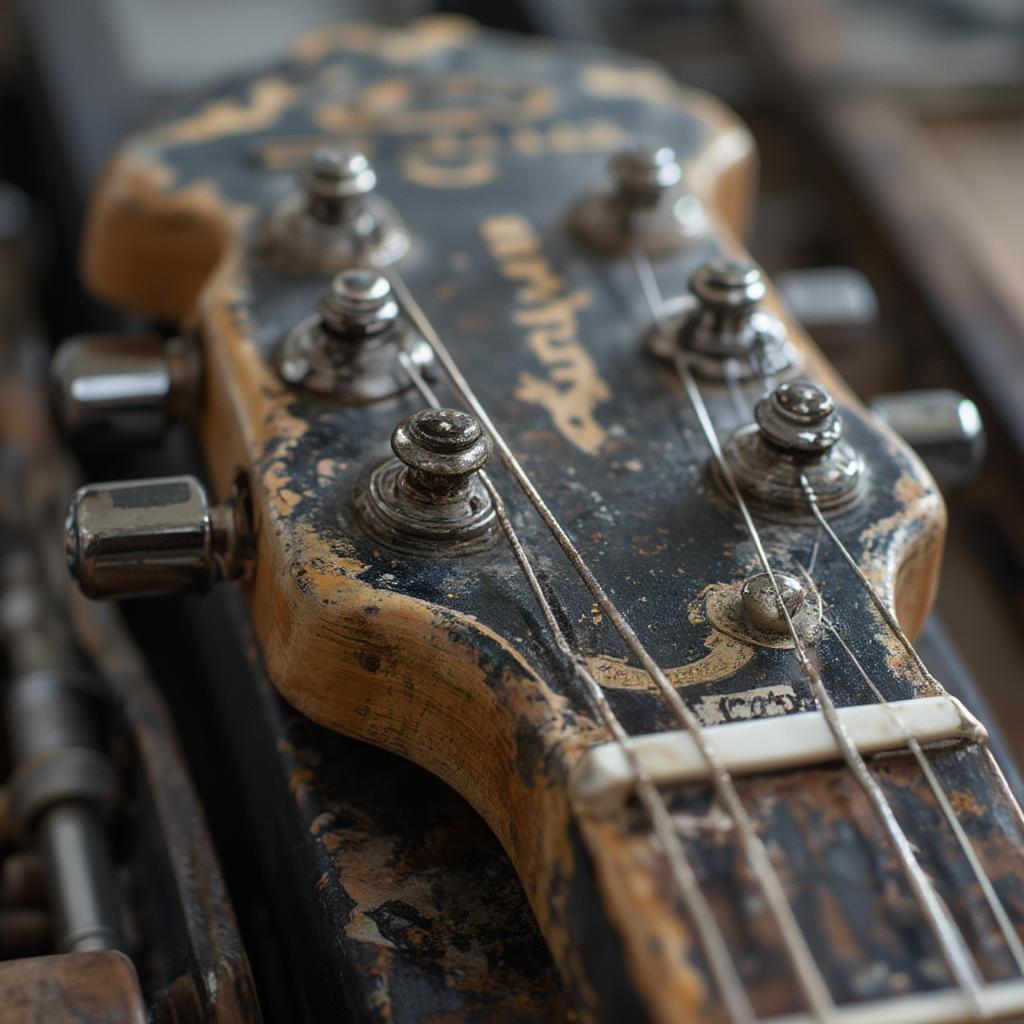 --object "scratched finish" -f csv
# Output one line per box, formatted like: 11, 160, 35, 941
79, 19, 1024, 1023
221, 601, 573, 1024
